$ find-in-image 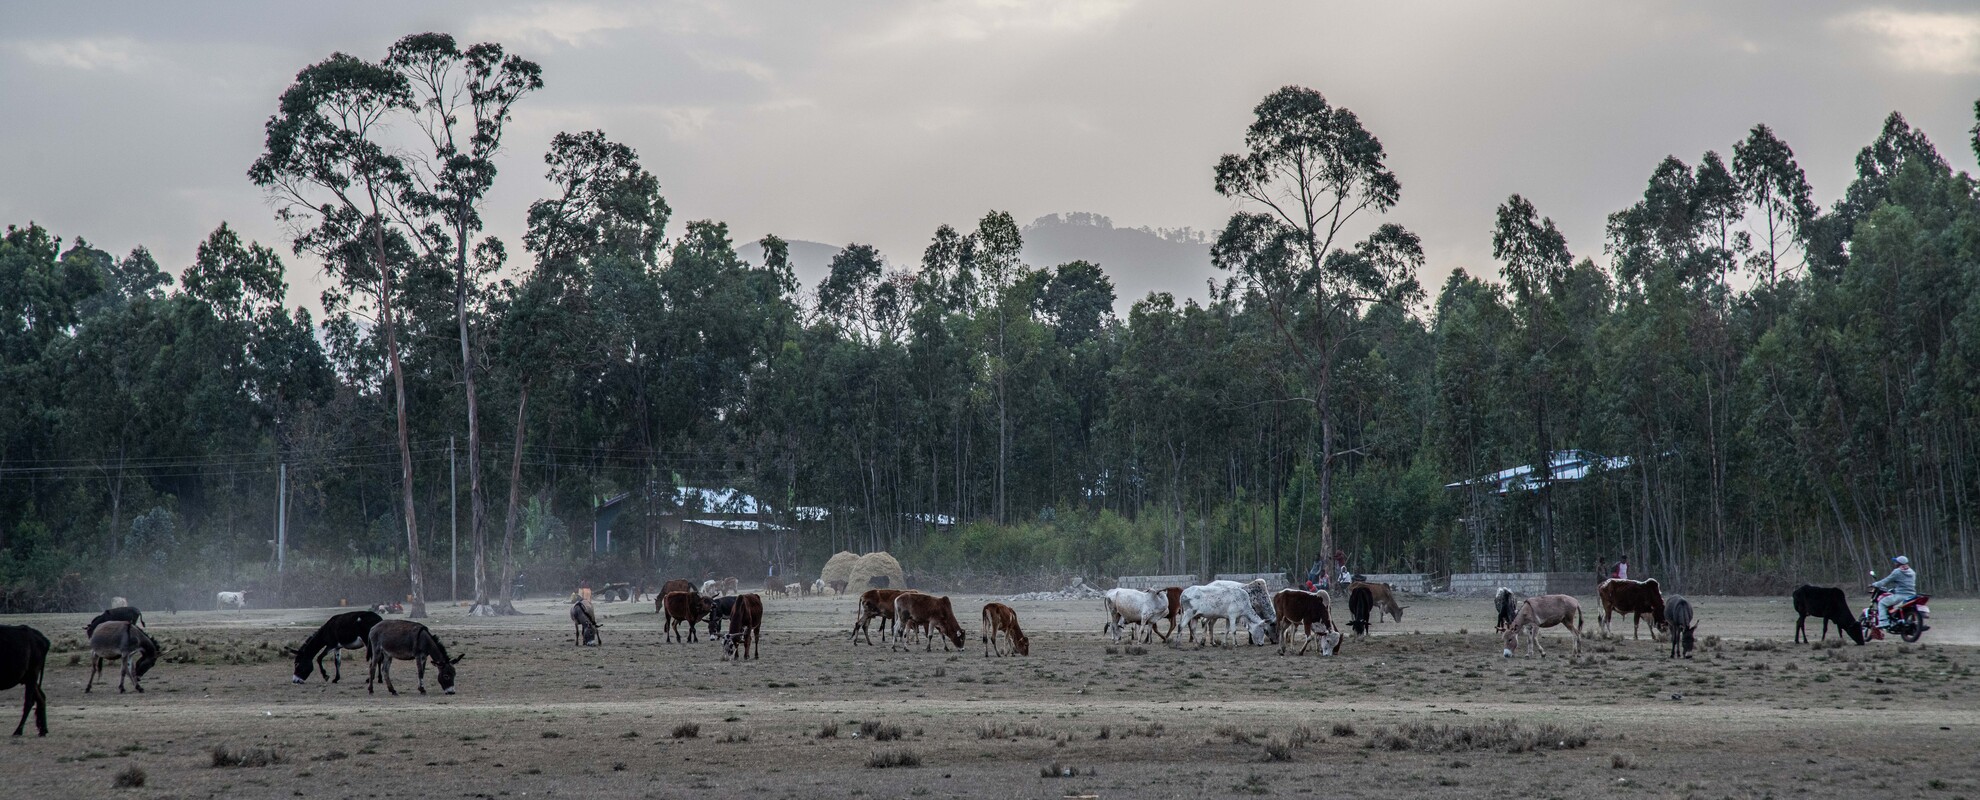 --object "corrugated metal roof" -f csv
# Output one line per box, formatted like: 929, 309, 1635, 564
1445, 450, 1634, 494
